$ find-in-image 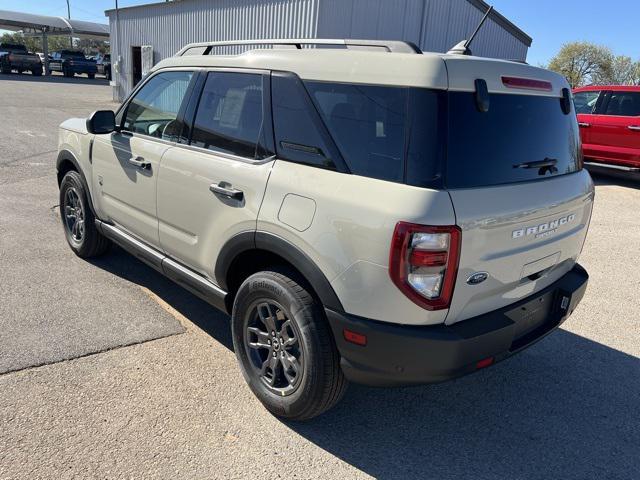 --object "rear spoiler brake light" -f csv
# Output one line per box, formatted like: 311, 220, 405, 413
502, 76, 553, 92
